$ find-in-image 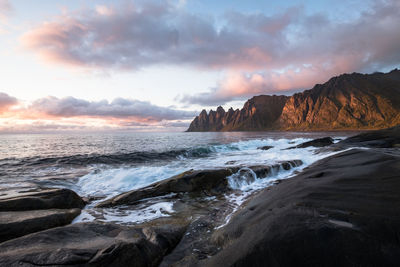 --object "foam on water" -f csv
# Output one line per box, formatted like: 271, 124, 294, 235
77, 138, 316, 197
77, 166, 185, 198
73, 202, 174, 224
75, 137, 347, 225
